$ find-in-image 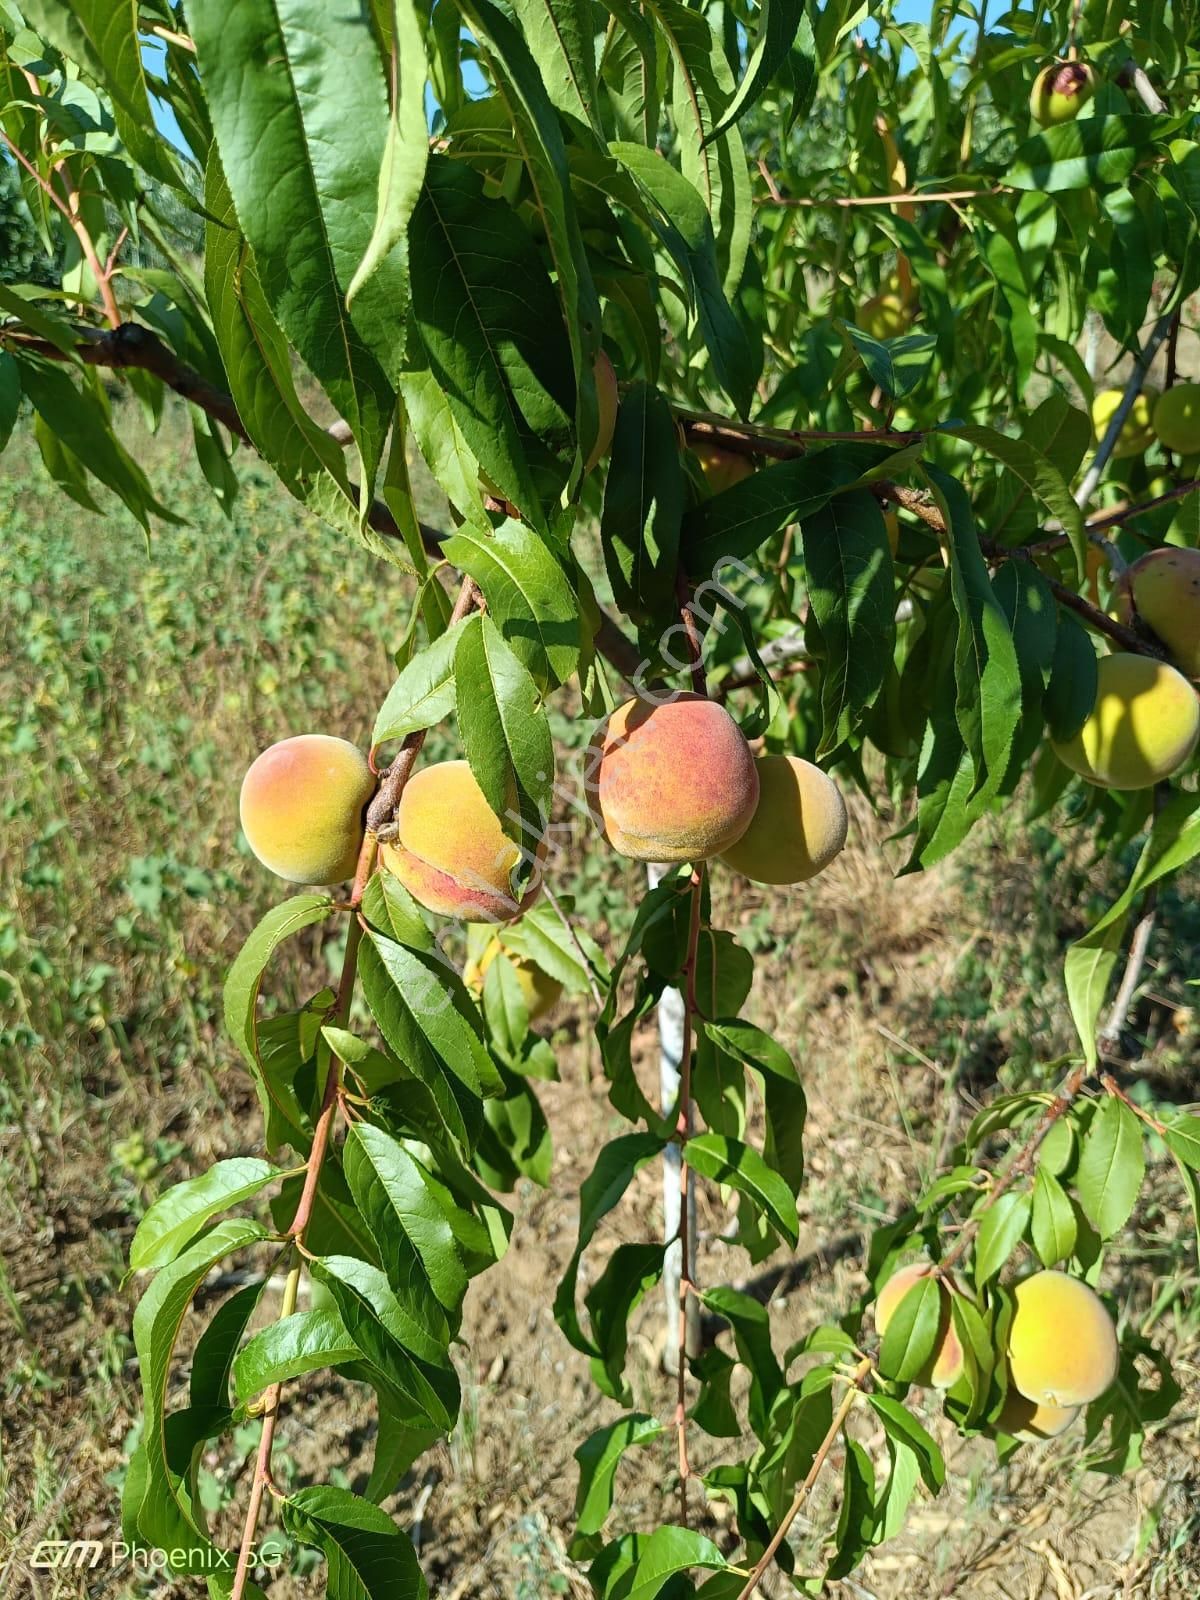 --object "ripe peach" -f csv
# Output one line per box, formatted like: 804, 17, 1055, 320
995, 1378, 1080, 1441
379, 761, 544, 922
873, 1262, 964, 1388
463, 933, 563, 1021
1007, 1270, 1119, 1408
719, 755, 847, 885
692, 440, 755, 495
1051, 653, 1199, 789
1091, 388, 1157, 458
859, 291, 909, 342
1113, 547, 1200, 677
239, 734, 374, 885
1030, 61, 1096, 126
585, 693, 759, 863
584, 350, 619, 473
